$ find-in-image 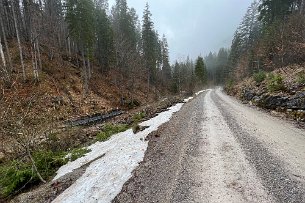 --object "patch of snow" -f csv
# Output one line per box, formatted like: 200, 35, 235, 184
195, 89, 212, 96
183, 97, 193, 102
52, 103, 184, 203
195, 89, 206, 96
